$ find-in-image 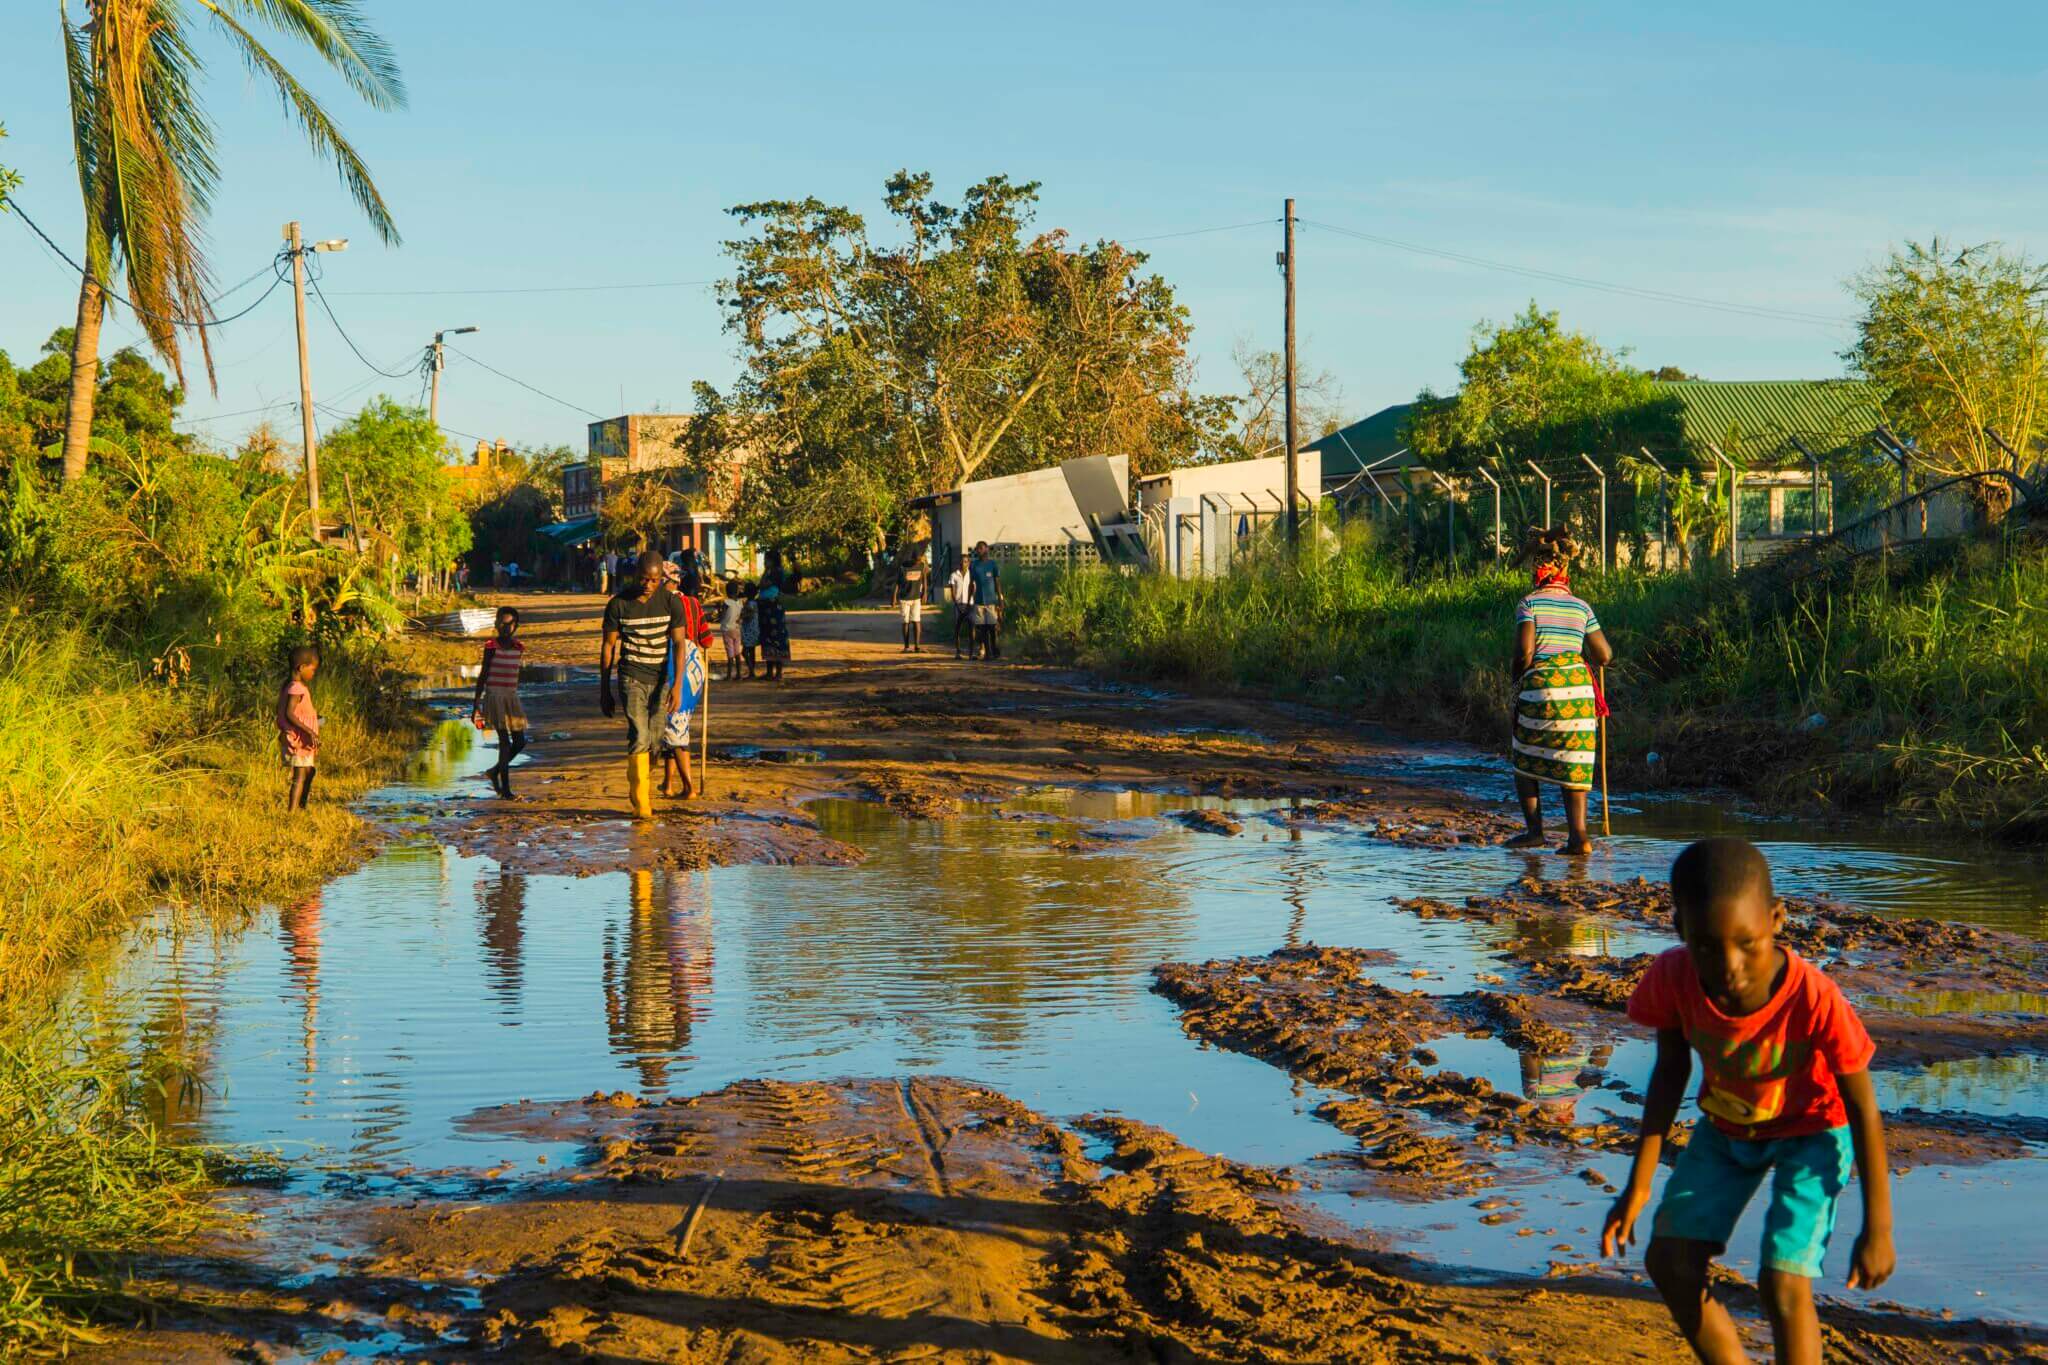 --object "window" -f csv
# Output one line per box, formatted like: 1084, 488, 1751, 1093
1738, 486, 1772, 537
1783, 484, 1828, 535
